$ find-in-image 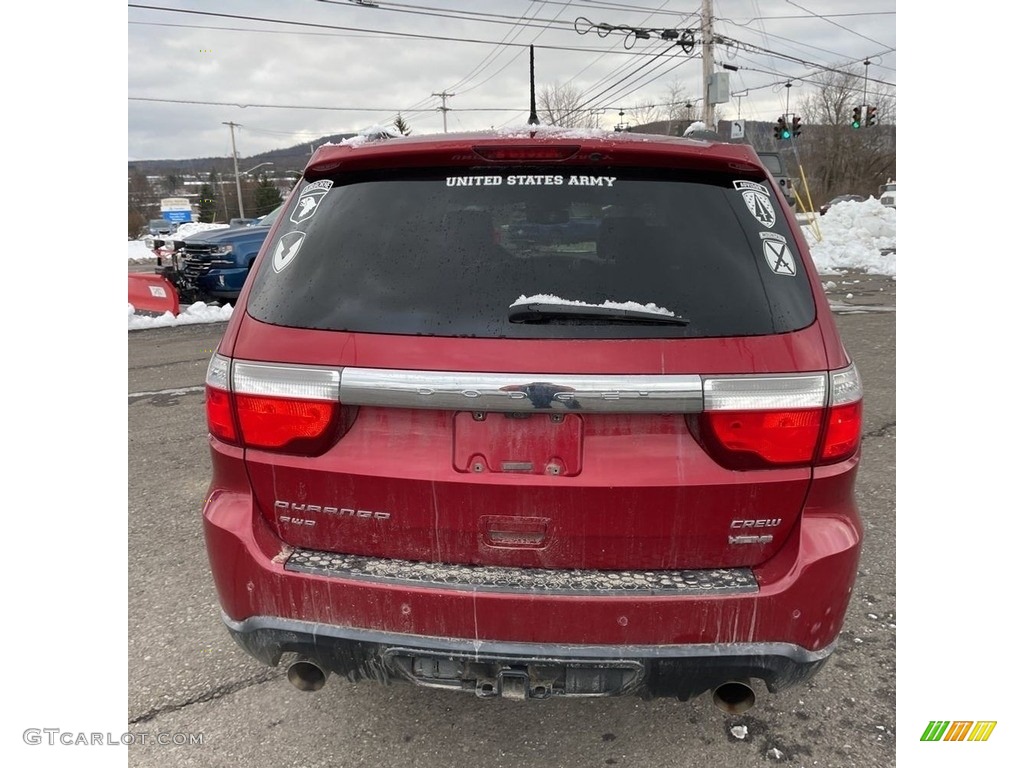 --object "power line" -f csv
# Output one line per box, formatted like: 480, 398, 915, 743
724, 11, 896, 25
716, 20, 897, 73
128, 97, 524, 112
589, 51, 698, 115
316, 0, 579, 32
783, 0, 892, 50
126, 5, 671, 56
720, 36, 896, 88
442, 2, 546, 93
562, 41, 683, 119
